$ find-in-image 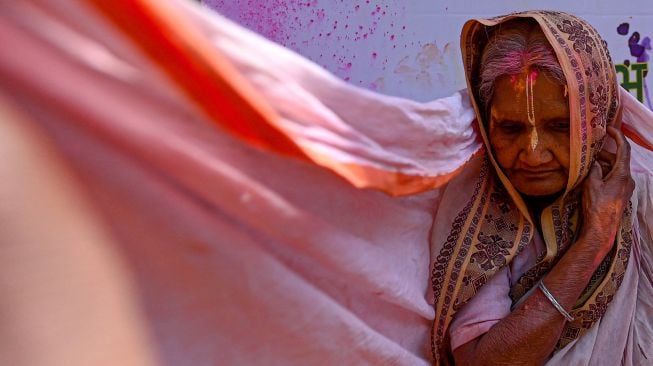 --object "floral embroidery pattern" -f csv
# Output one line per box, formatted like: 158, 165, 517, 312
589, 84, 609, 128
489, 214, 518, 233
557, 19, 593, 54
431, 160, 489, 361
489, 190, 512, 214
576, 293, 614, 328
461, 273, 488, 289
471, 232, 511, 270
472, 274, 487, 292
